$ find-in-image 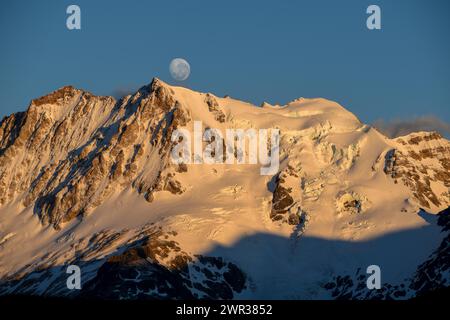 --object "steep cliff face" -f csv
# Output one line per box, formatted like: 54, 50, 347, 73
0, 79, 449, 299
0, 79, 192, 228
385, 132, 450, 211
